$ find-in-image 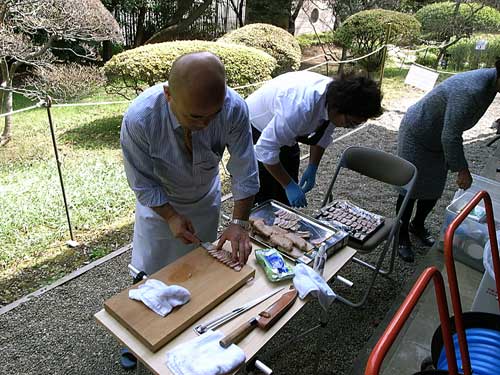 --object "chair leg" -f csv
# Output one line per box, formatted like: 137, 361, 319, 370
333, 240, 397, 308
